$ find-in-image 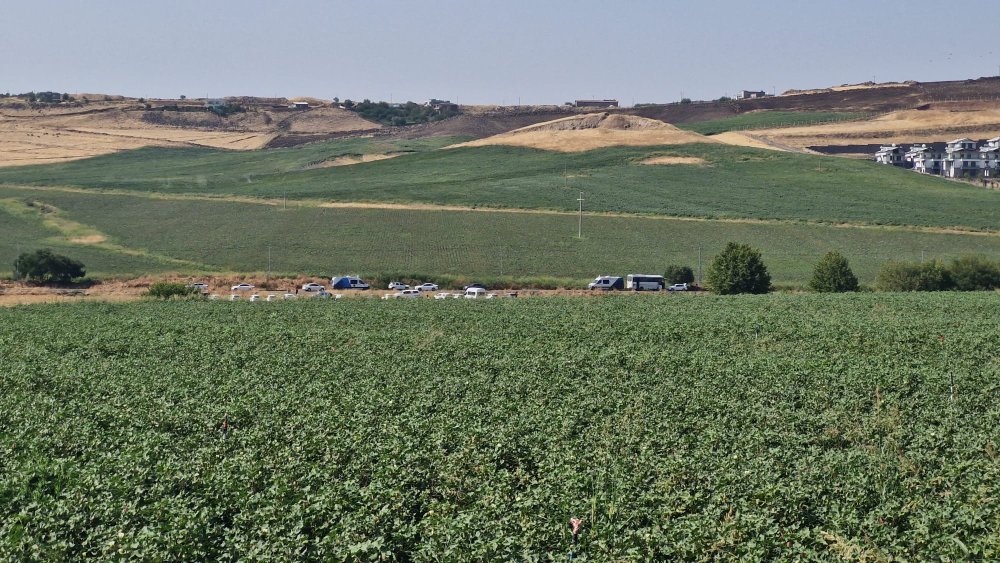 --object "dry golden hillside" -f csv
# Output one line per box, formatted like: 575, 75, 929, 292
0, 99, 380, 167
448, 113, 715, 152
